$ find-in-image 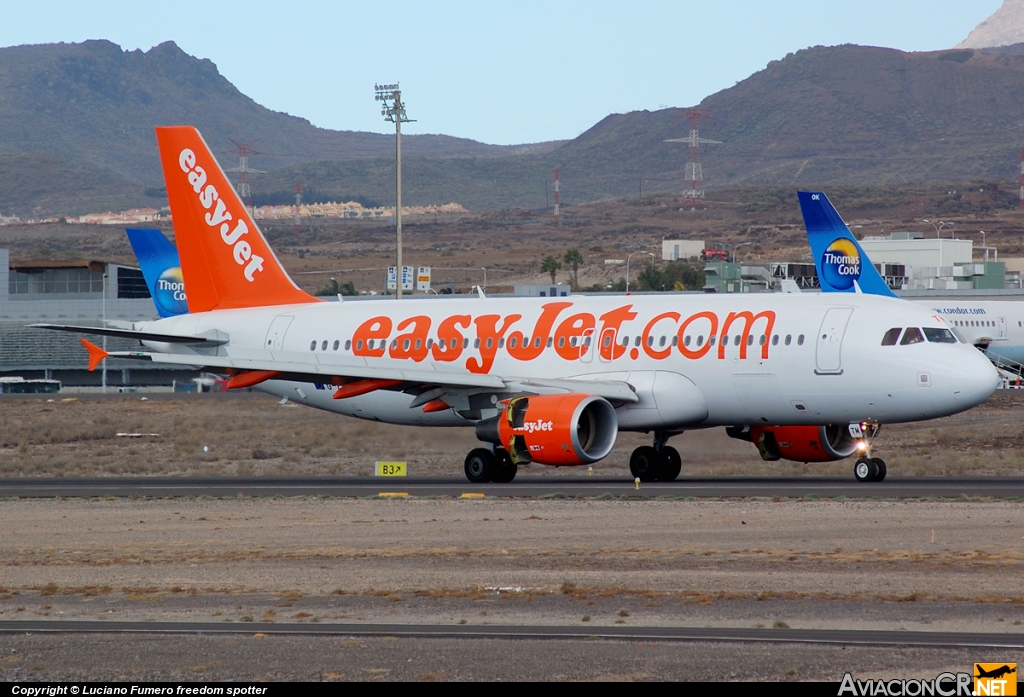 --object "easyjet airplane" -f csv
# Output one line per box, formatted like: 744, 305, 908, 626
37, 127, 1000, 484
